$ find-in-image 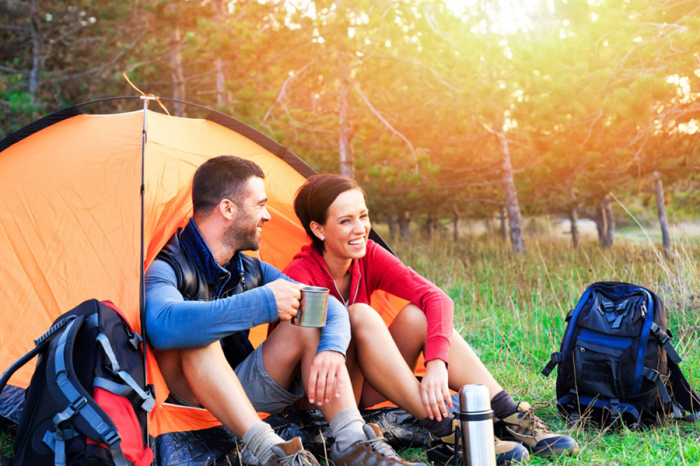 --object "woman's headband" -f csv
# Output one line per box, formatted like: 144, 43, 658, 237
306, 178, 324, 222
